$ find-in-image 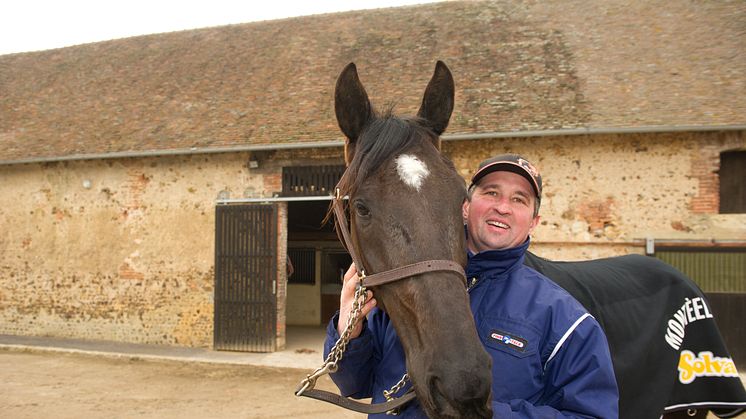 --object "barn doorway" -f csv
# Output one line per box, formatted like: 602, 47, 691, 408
286, 199, 351, 326
212, 164, 347, 353
283, 164, 348, 328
